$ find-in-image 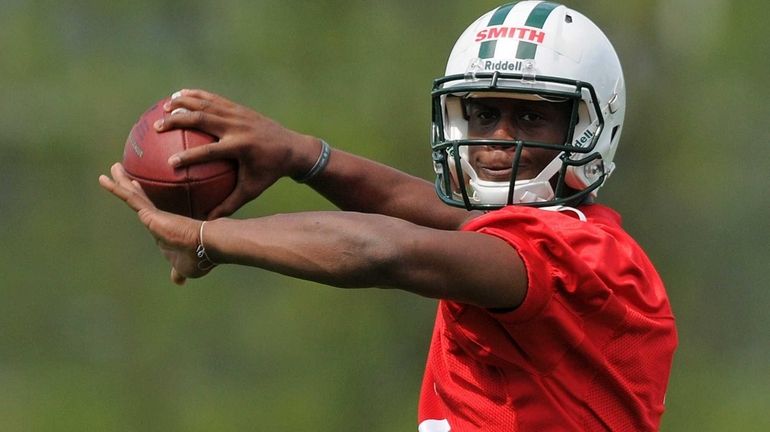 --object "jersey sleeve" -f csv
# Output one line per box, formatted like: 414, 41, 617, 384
457, 206, 665, 374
